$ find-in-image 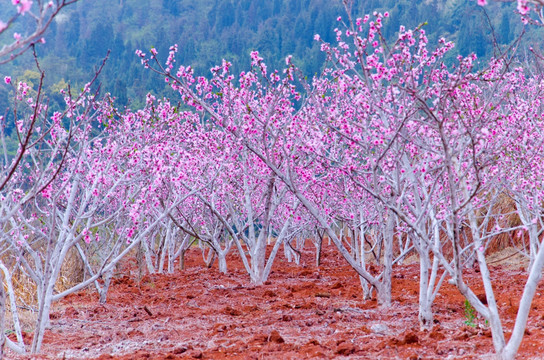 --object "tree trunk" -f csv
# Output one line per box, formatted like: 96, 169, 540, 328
141, 237, 156, 274
217, 252, 228, 274
99, 267, 114, 304
250, 235, 267, 285
315, 236, 323, 267
0, 273, 5, 360
204, 247, 216, 268
157, 229, 169, 274
31, 281, 55, 353
284, 241, 293, 263
179, 248, 187, 270
499, 237, 544, 360
418, 253, 433, 329
354, 225, 371, 300
0, 264, 23, 350
380, 215, 394, 307
167, 229, 177, 273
